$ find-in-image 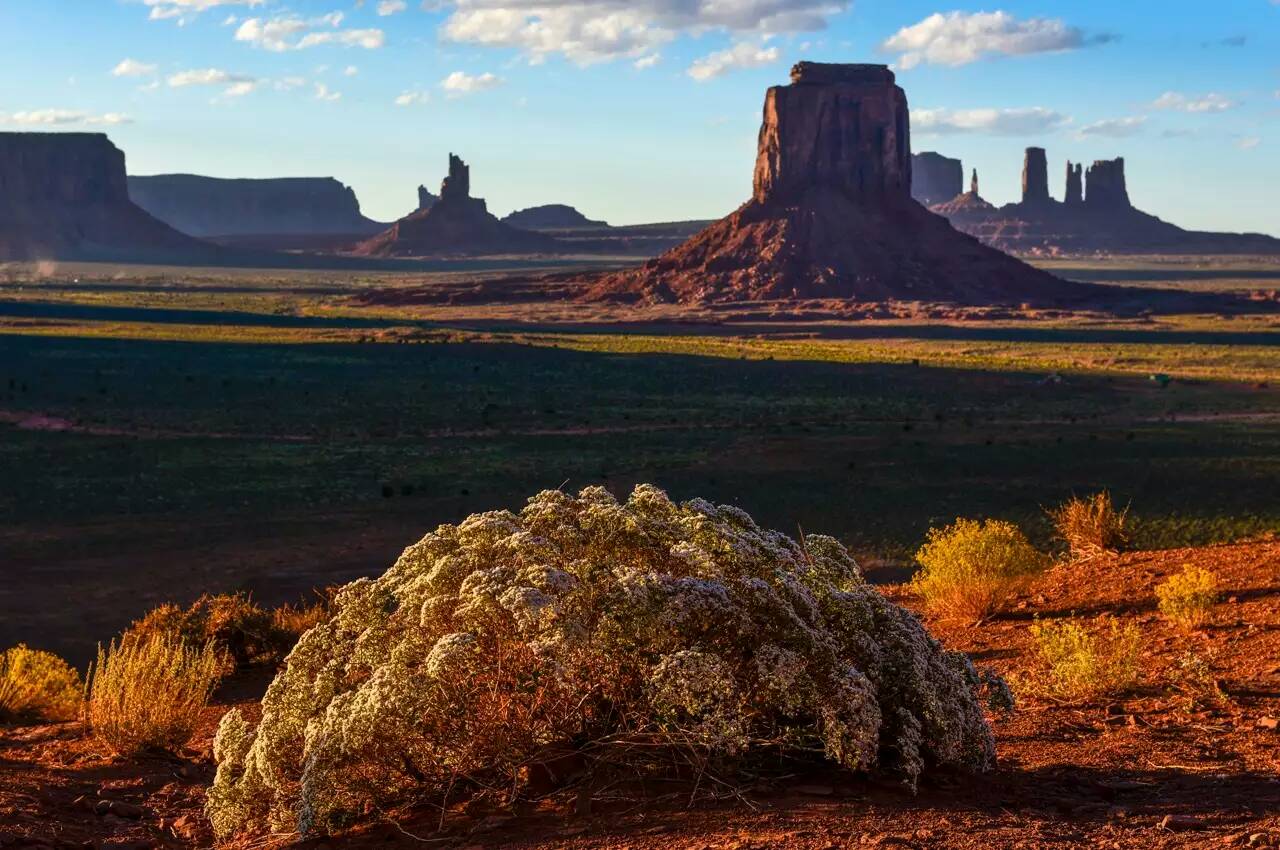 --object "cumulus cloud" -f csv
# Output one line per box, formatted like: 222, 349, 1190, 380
395, 90, 430, 106
167, 67, 259, 98
688, 42, 780, 81
440, 70, 504, 96
143, 0, 264, 24
1077, 116, 1146, 138
1151, 91, 1237, 113
112, 58, 157, 77
440, 0, 849, 66
912, 106, 1072, 136
2, 110, 133, 126
314, 82, 342, 101
344, 65, 360, 76
633, 53, 661, 69
1236, 137, 1261, 150
235, 14, 385, 51
881, 11, 1111, 70
377, 0, 407, 14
